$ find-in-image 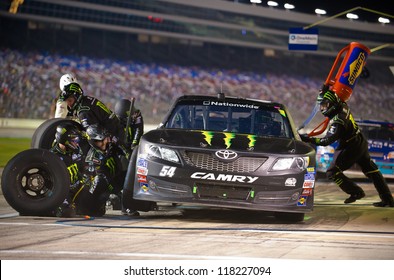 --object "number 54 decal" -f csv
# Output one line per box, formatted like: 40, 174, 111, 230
159, 166, 176, 177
